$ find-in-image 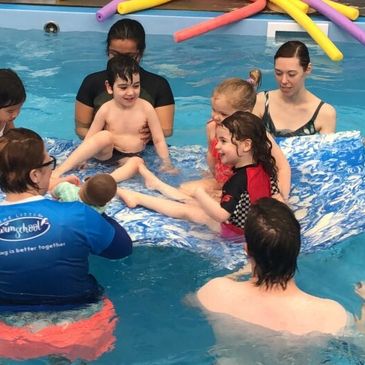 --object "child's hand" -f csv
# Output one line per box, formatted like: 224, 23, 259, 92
159, 160, 180, 175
